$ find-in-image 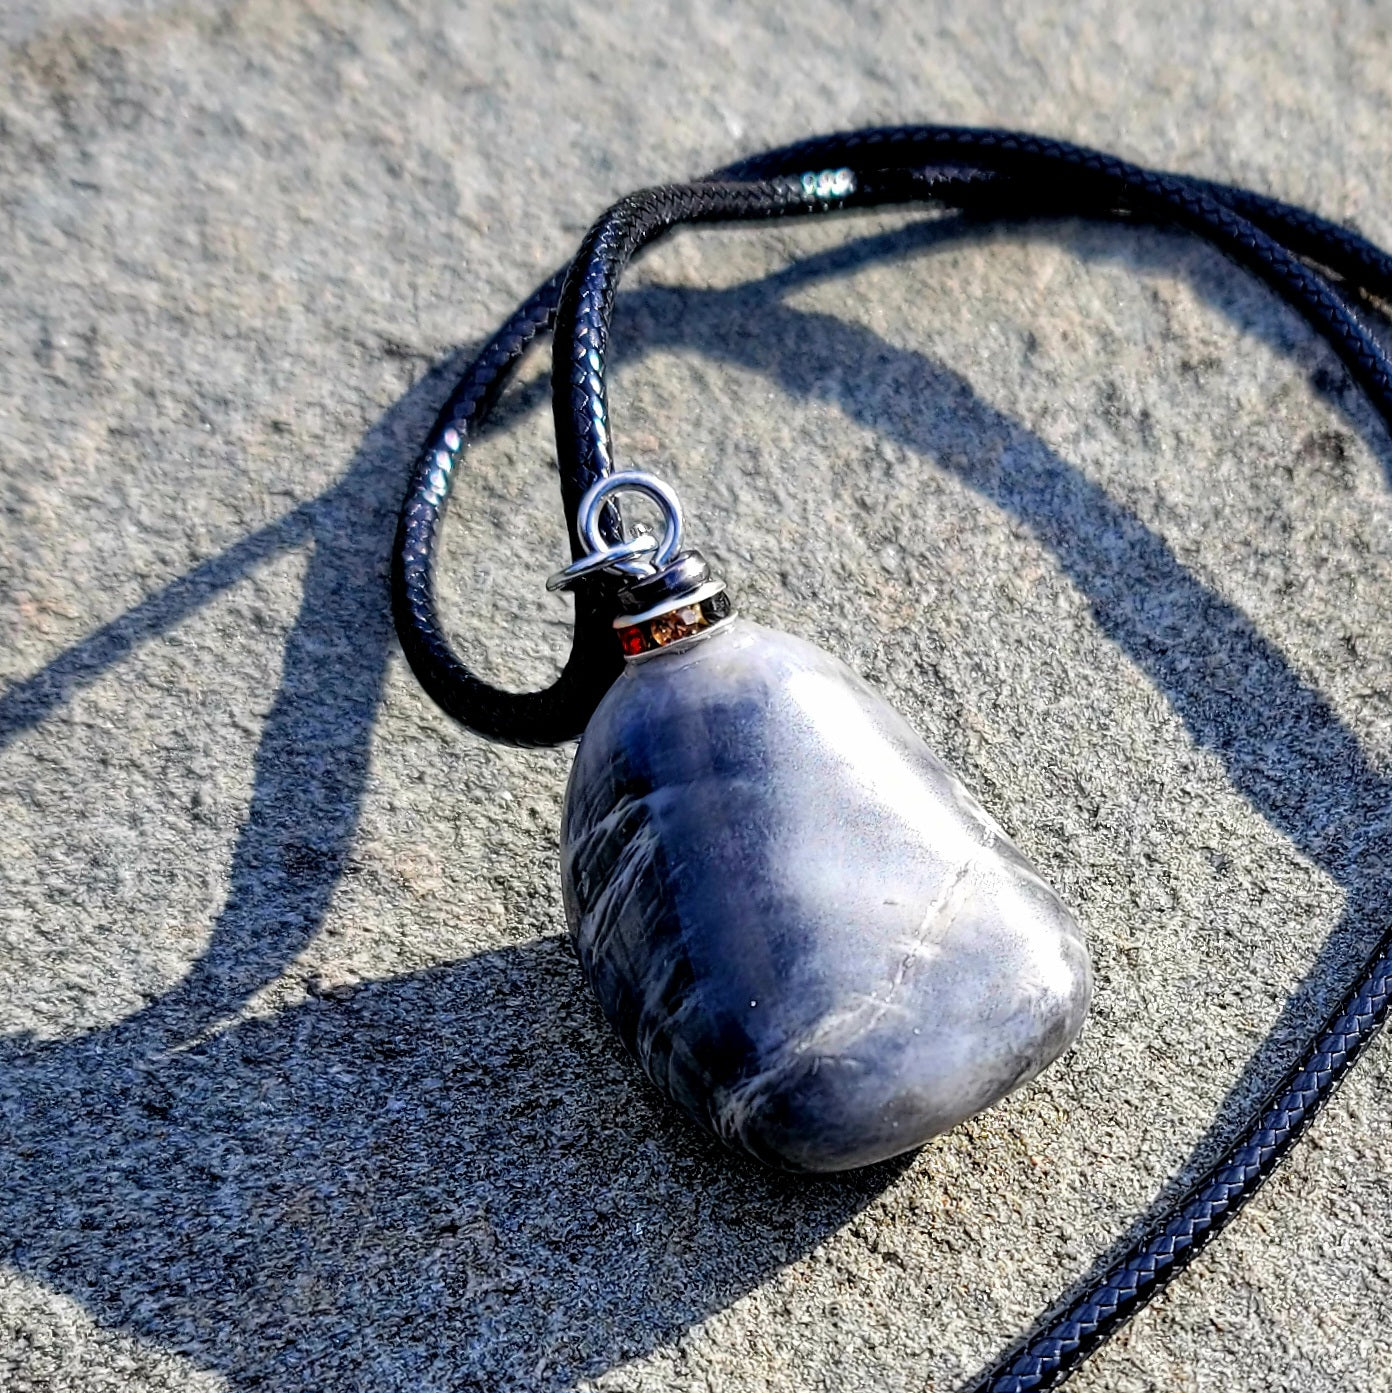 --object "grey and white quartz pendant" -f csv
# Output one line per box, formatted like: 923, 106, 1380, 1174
551, 473, 1092, 1173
